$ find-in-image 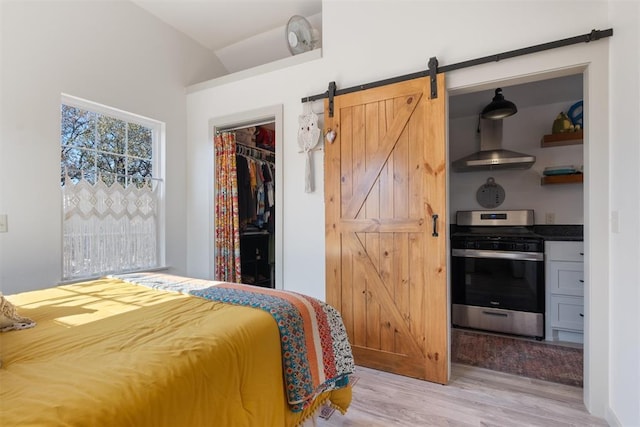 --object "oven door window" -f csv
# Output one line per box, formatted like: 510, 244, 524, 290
451, 255, 544, 313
